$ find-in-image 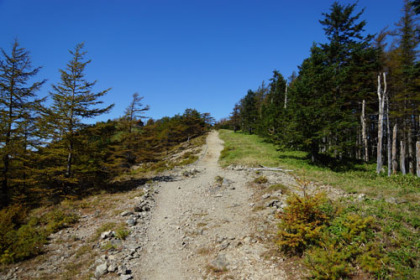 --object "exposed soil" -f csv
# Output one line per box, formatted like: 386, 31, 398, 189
2, 130, 342, 279
133, 130, 289, 279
